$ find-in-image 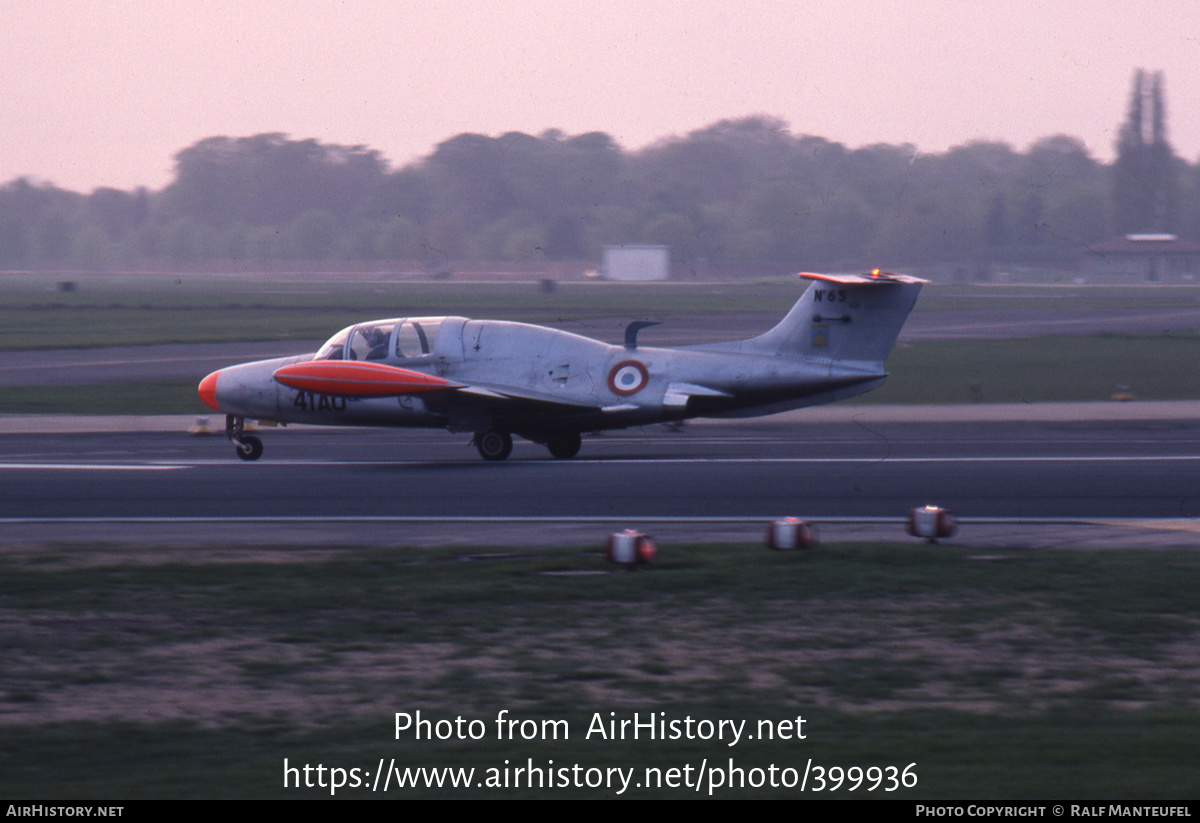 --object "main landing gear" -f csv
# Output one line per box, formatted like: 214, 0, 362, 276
226, 414, 263, 461
473, 429, 513, 461
544, 431, 581, 460
472, 429, 583, 461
